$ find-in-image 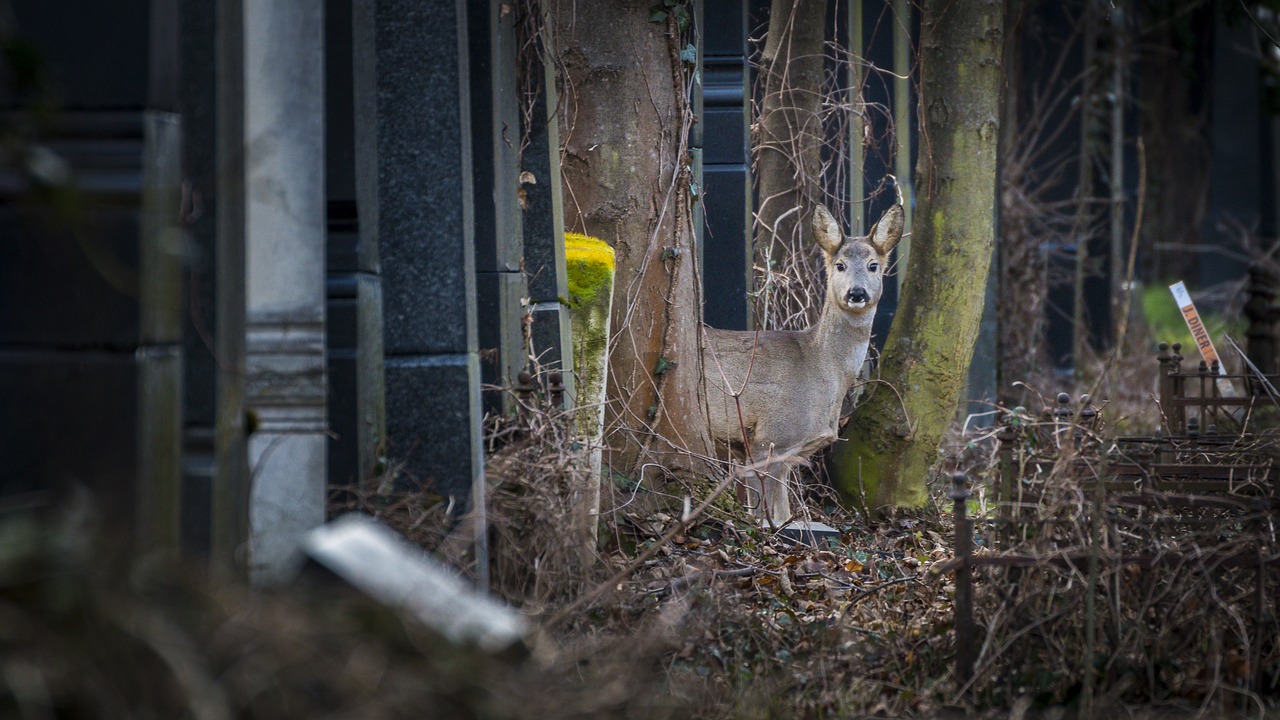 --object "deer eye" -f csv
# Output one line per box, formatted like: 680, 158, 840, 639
868, 262, 879, 273
834, 261, 847, 272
